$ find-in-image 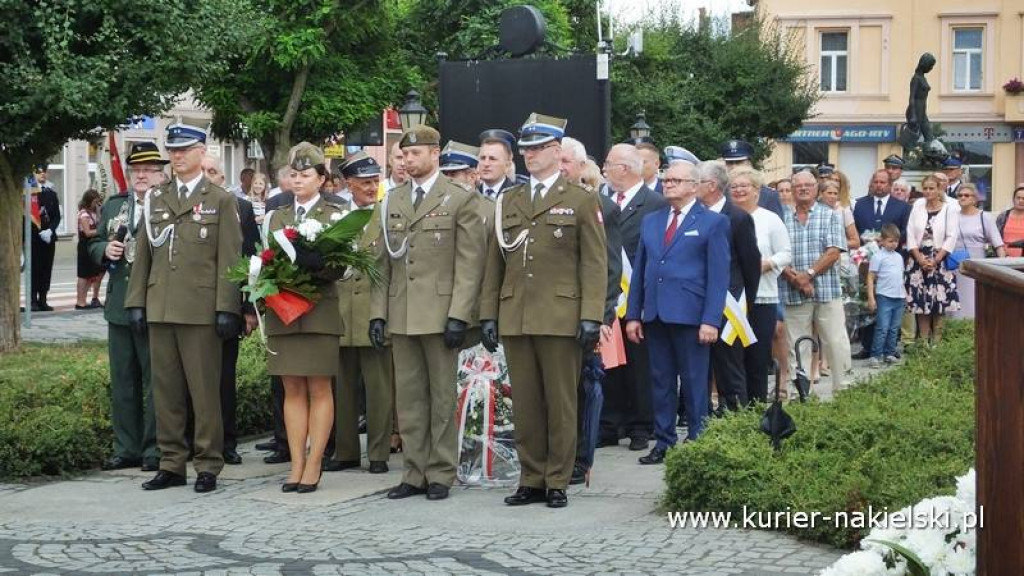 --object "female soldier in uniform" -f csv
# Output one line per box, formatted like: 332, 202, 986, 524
265, 143, 347, 493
